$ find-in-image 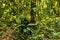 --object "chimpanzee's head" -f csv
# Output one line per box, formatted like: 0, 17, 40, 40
21, 18, 29, 25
